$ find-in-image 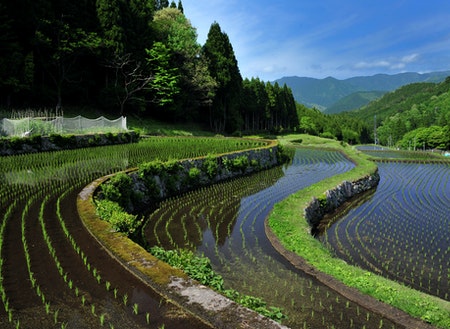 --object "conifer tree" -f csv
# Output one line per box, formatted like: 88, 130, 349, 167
96, 0, 125, 54
203, 22, 242, 133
